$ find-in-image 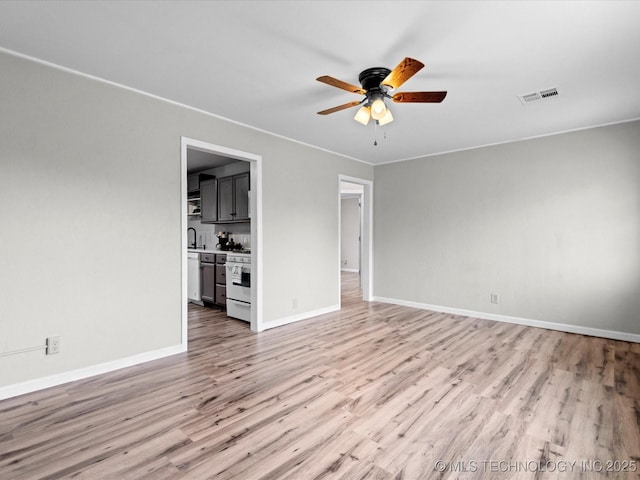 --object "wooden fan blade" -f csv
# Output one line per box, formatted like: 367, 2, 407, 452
392, 91, 447, 103
316, 75, 366, 95
382, 57, 425, 90
317, 100, 362, 115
